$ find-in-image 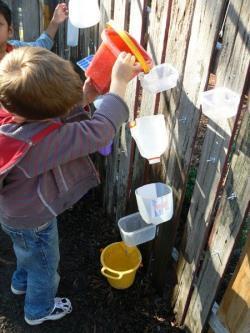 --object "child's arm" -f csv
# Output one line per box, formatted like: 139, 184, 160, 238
18, 53, 141, 176
9, 3, 68, 50
45, 3, 68, 40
